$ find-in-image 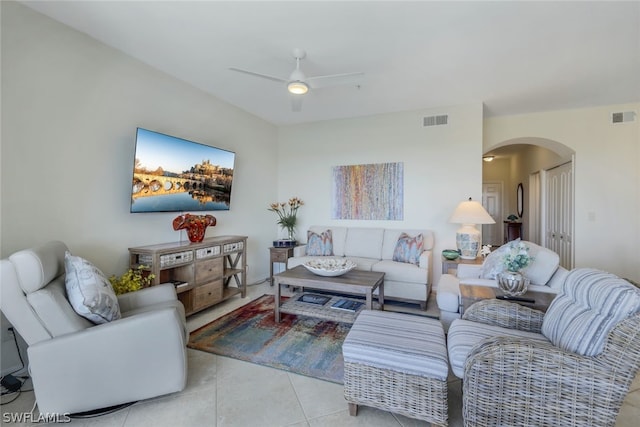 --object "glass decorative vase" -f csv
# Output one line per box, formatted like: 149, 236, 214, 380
172, 213, 217, 243
497, 271, 530, 296
286, 227, 296, 242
